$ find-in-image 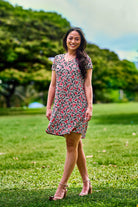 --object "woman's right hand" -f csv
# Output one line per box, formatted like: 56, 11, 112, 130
46, 108, 52, 121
